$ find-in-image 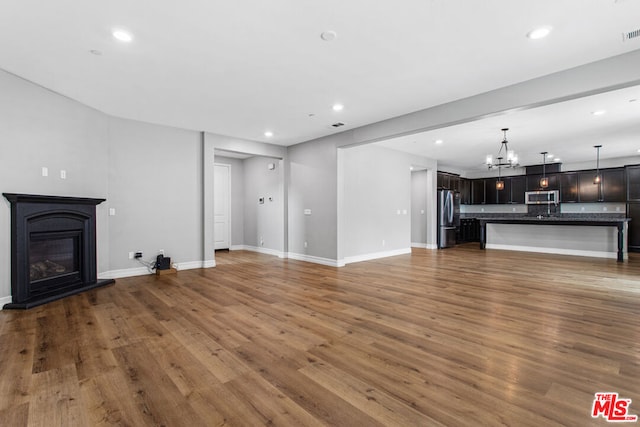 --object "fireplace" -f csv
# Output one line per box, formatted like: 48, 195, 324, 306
3, 193, 114, 309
